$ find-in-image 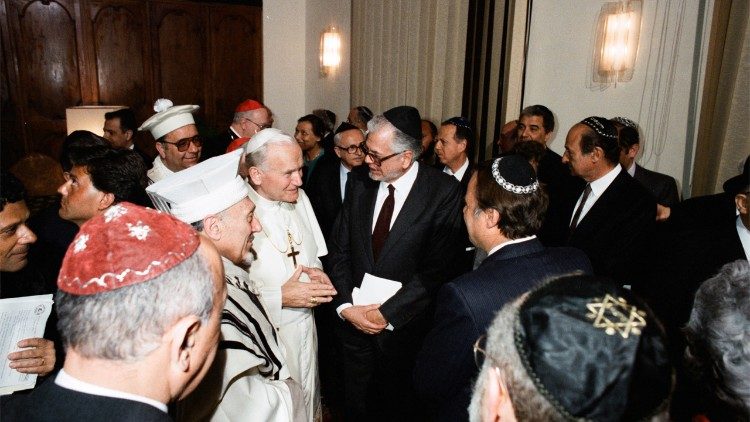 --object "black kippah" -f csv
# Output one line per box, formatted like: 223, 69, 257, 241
383, 106, 422, 141
514, 275, 673, 421
580, 116, 618, 140
334, 121, 360, 135
491, 155, 538, 194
